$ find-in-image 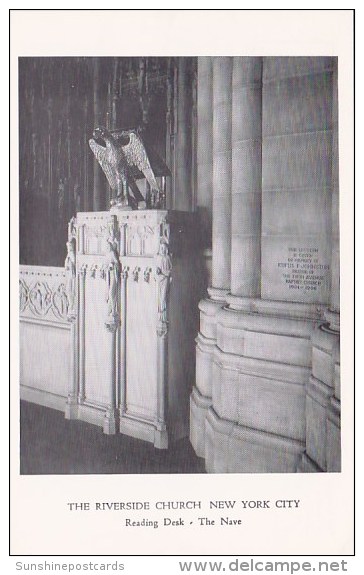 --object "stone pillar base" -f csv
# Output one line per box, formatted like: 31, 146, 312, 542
190, 386, 212, 458
306, 325, 340, 471
119, 415, 169, 450
297, 452, 323, 473
103, 410, 118, 435
191, 297, 325, 473
205, 408, 304, 473
305, 375, 332, 470
64, 397, 78, 420
327, 397, 341, 472
154, 428, 169, 449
